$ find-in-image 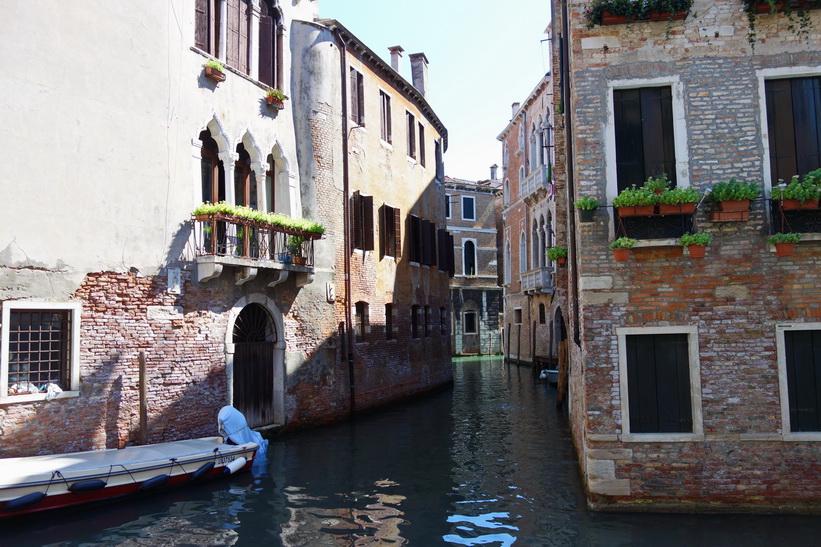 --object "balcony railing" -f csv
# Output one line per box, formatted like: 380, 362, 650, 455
192, 213, 317, 268
521, 267, 554, 294
521, 164, 553, 201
